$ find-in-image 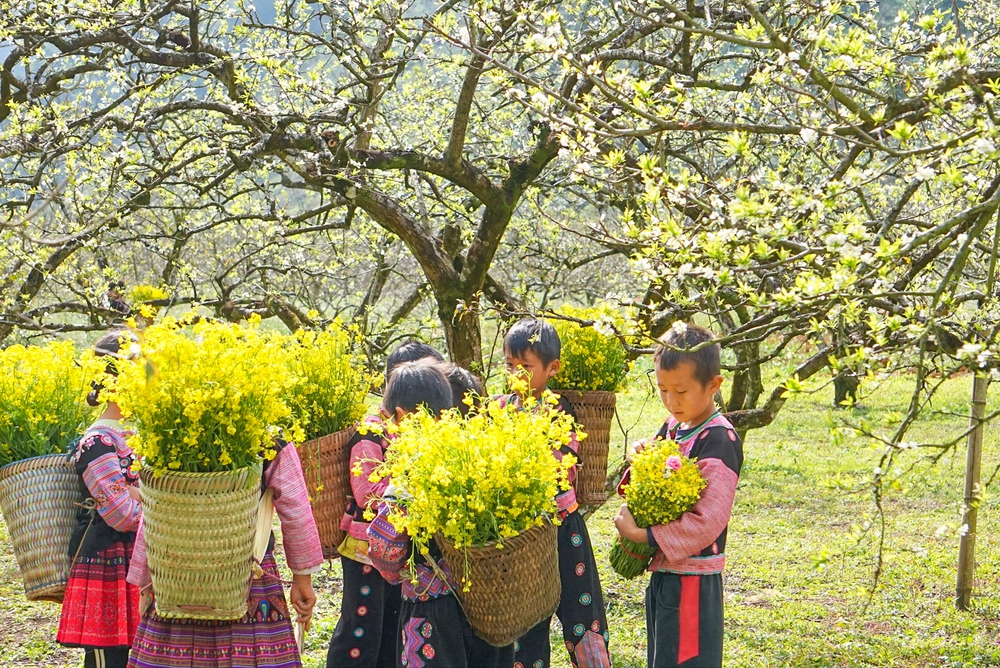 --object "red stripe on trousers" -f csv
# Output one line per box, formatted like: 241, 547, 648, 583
678, 575, 700, 665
